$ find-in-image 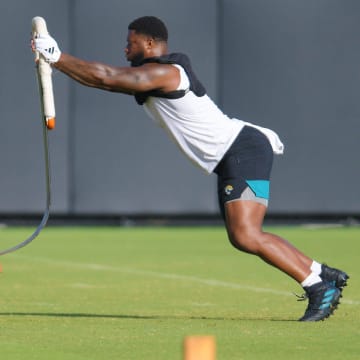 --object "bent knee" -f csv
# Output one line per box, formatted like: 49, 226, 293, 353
227, 226, 263, 254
